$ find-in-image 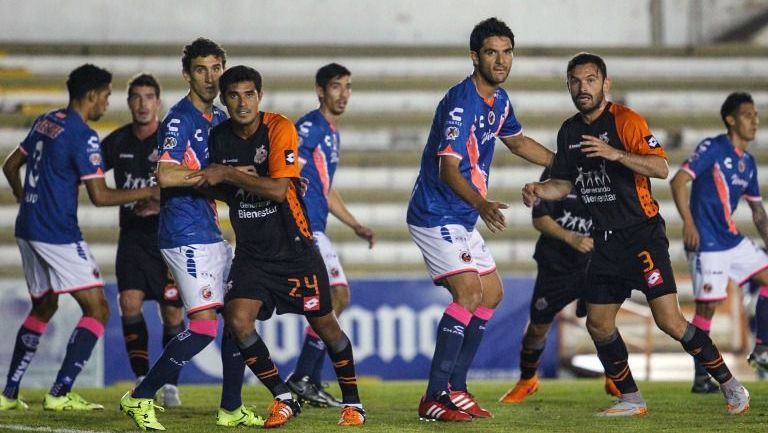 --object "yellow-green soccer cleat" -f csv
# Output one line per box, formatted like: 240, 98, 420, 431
43, 392, 104, 411
120, 391, 166, 431
216, 405, 265, 427
0, 394, 29, 410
